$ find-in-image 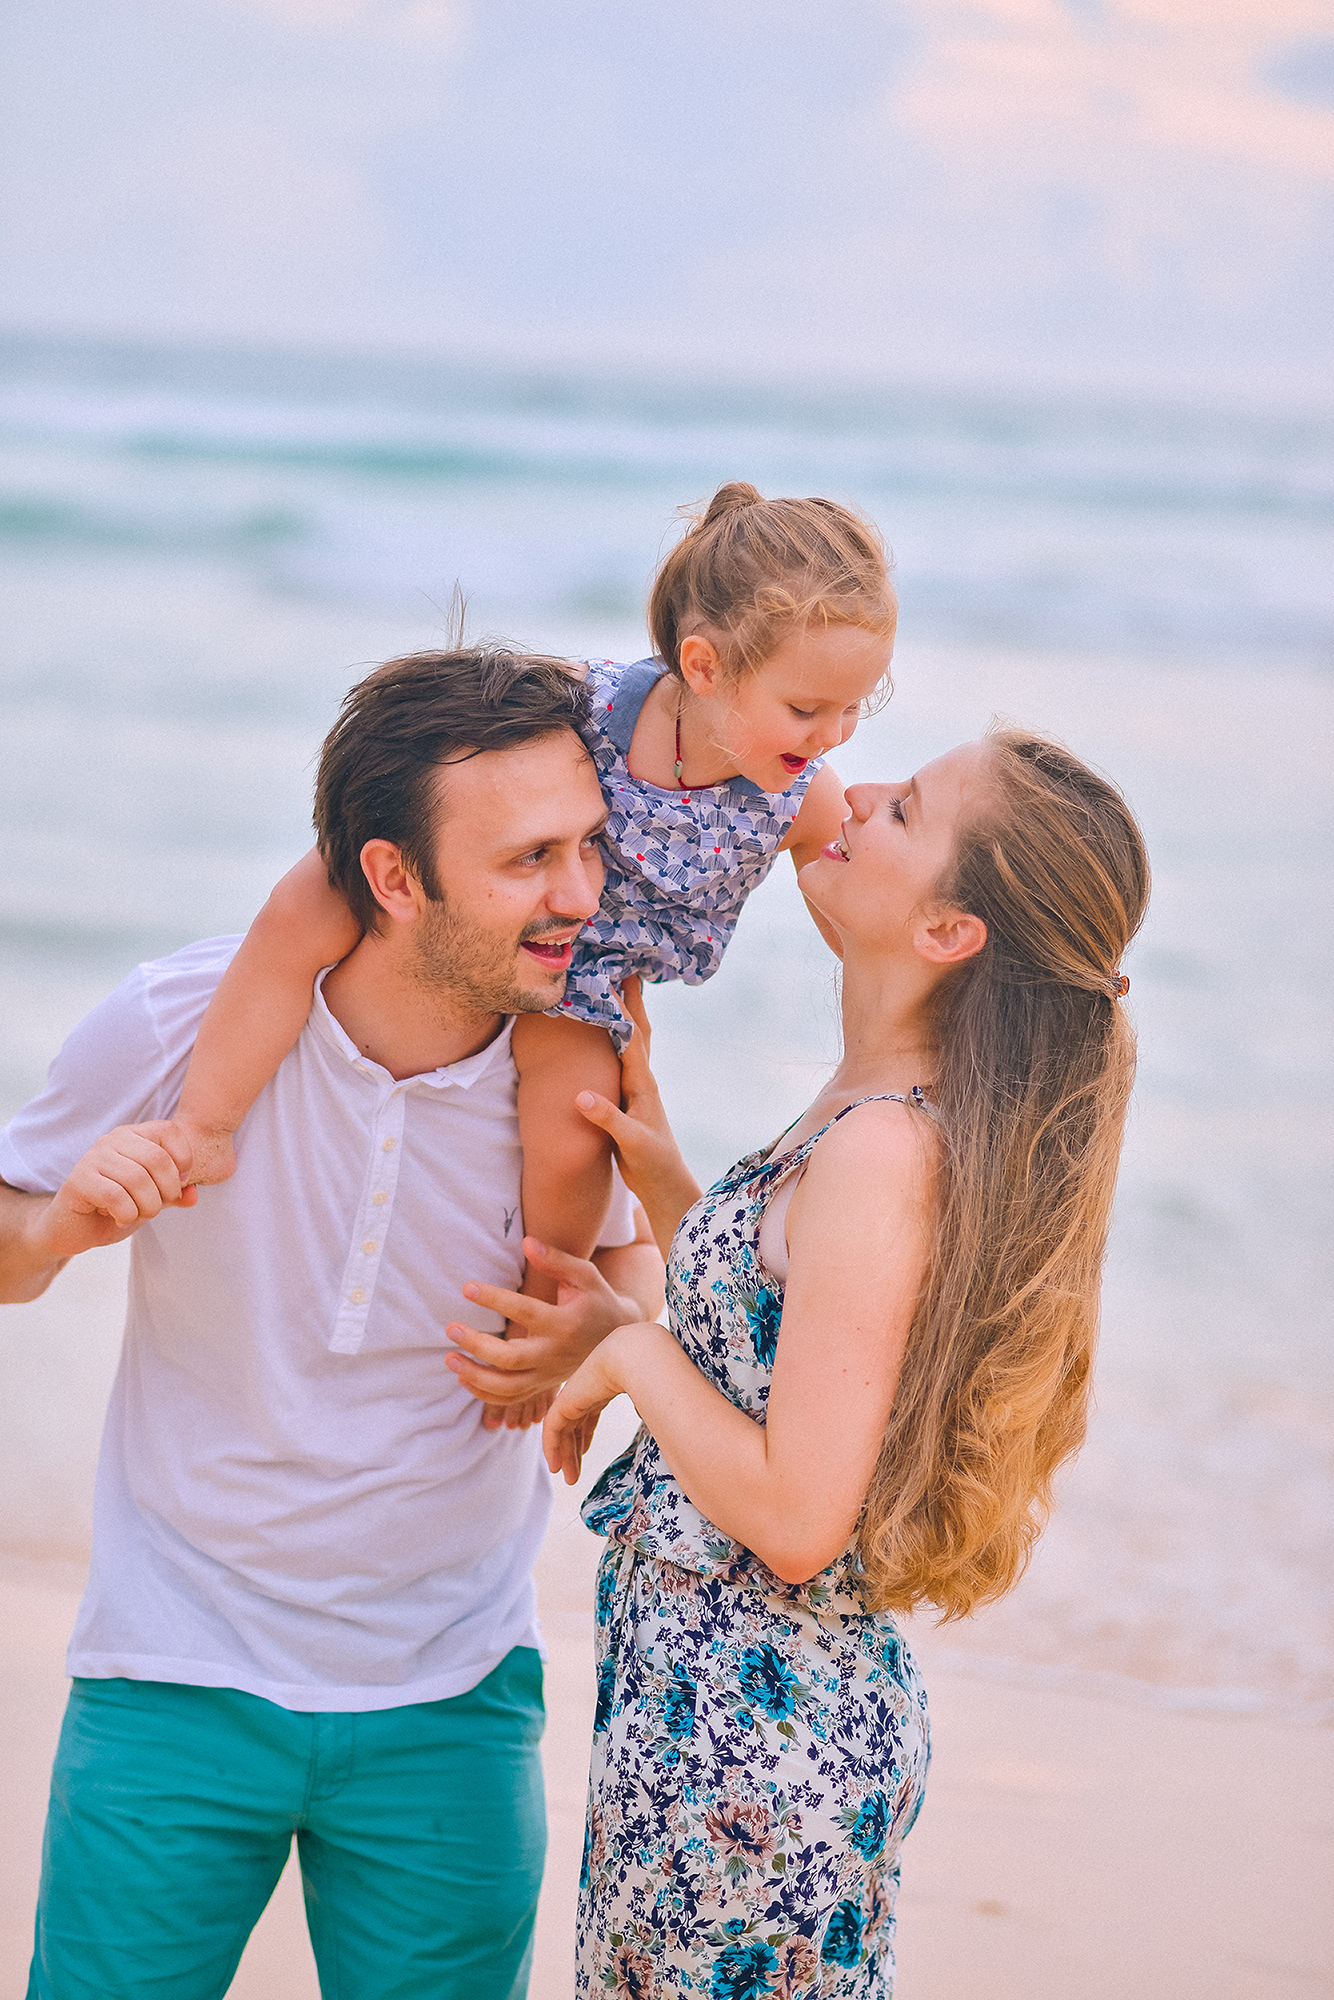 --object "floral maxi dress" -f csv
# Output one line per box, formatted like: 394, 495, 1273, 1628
578, 1105, 932, 1998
